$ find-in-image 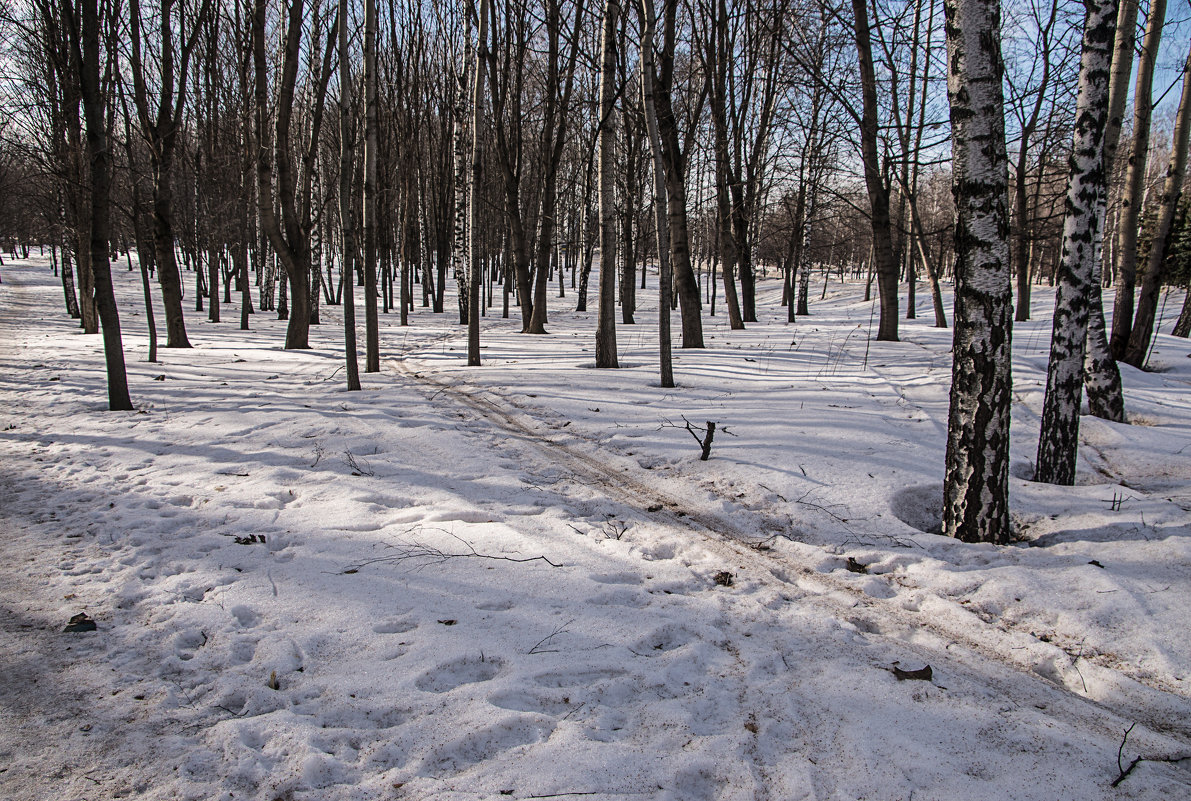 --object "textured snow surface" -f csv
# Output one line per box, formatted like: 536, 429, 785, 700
1, 257, 1189, 800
